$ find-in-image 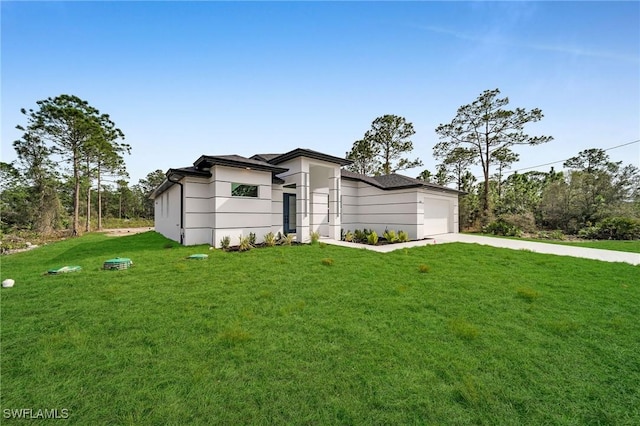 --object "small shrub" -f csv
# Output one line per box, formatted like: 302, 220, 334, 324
220, 235, 231, 250
279, 233, 294, 246
418, 264, 431, 273
516, 287, 540, 303
483, 219, 521, 237
263, 232, 276, 247
367, 231, 378, 245
499, 212, 536, 233
398, 230, 410, 243
344, 231, 354, 242
353, 229, 366, 243
321, 258, 334, 266
248, 232, 257, 246
310, 231, 320, 244
383, 229, 399, 243
238, 235, 252, 251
